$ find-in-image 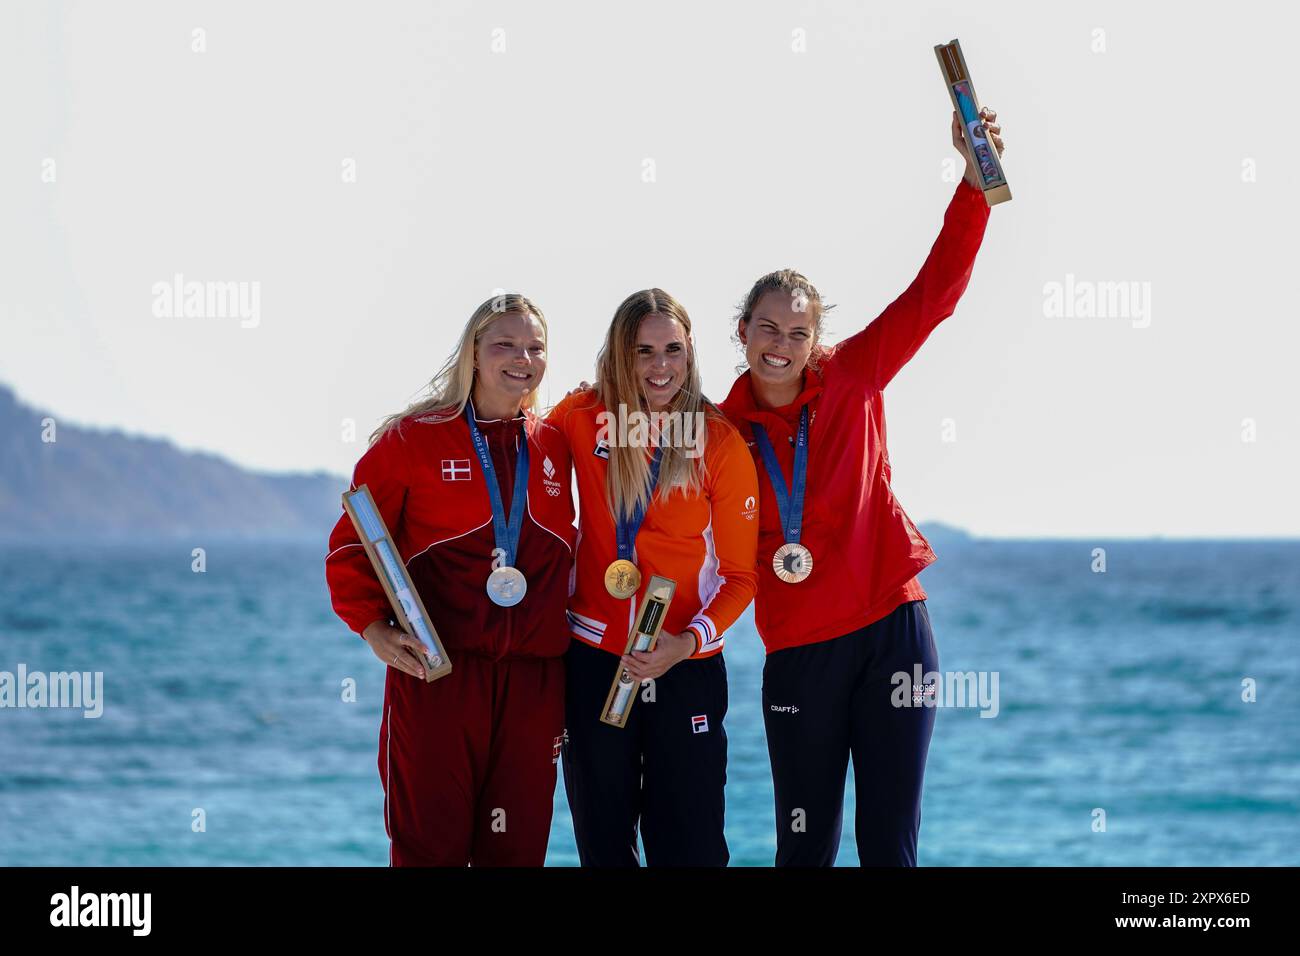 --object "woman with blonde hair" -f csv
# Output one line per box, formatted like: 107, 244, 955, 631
325, 293, 577, 866
547, 288, 758, 866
